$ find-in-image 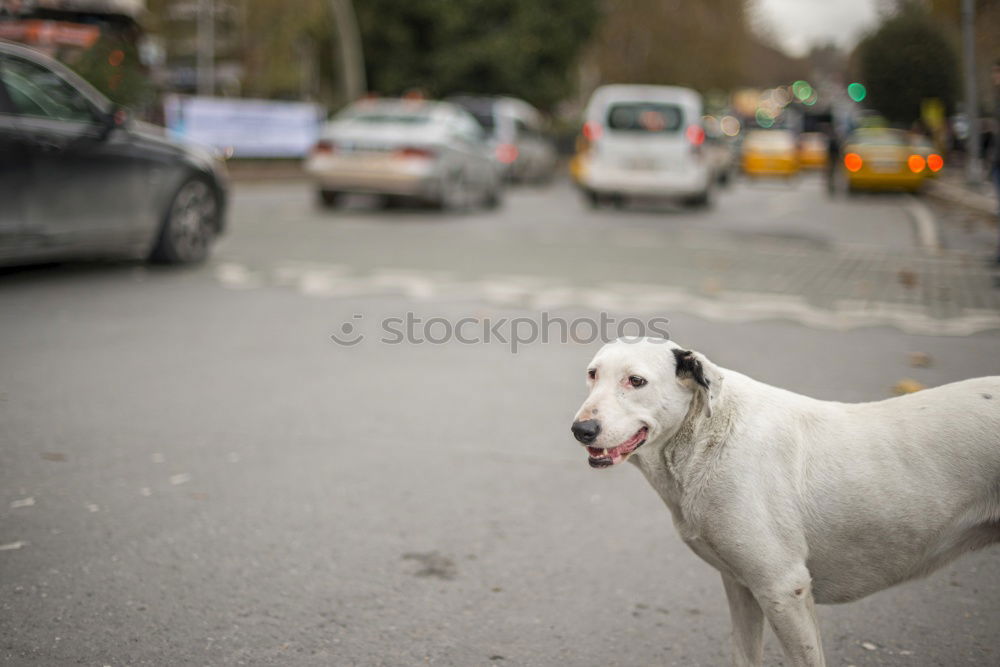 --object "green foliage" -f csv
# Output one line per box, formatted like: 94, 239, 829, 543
856, 5, 959, 124
69, 34, 152, 109
355, 0, 599, 110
